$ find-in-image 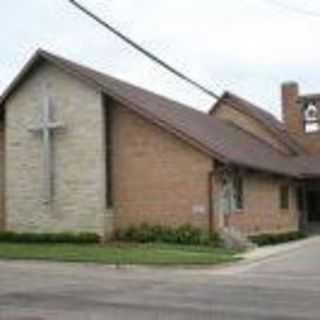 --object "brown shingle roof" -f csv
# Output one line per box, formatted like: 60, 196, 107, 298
0, 50, 308, 177
292, 155, 320, 178
211, 91, 304, 154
